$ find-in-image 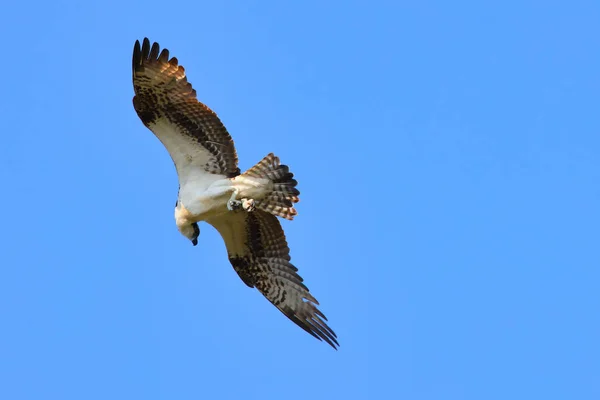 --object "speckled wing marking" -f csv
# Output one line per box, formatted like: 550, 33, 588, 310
132, 38, 240, 178
206, 210, 339, 349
